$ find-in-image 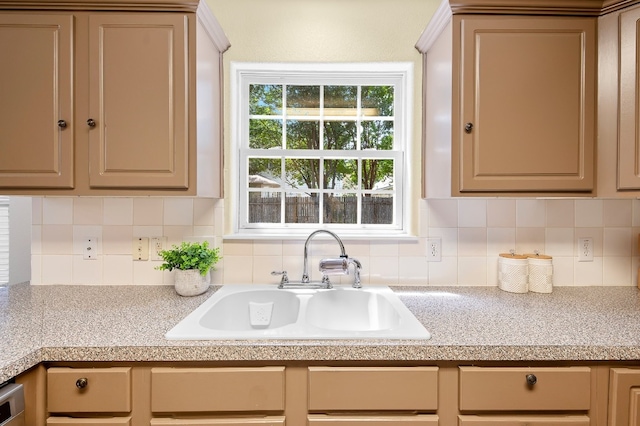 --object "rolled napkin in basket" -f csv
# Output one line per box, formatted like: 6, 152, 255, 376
498, 252, 528, 293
